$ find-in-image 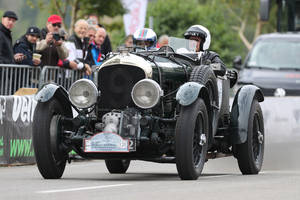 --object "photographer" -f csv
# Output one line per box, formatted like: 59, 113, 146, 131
36, 14, 68, 67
